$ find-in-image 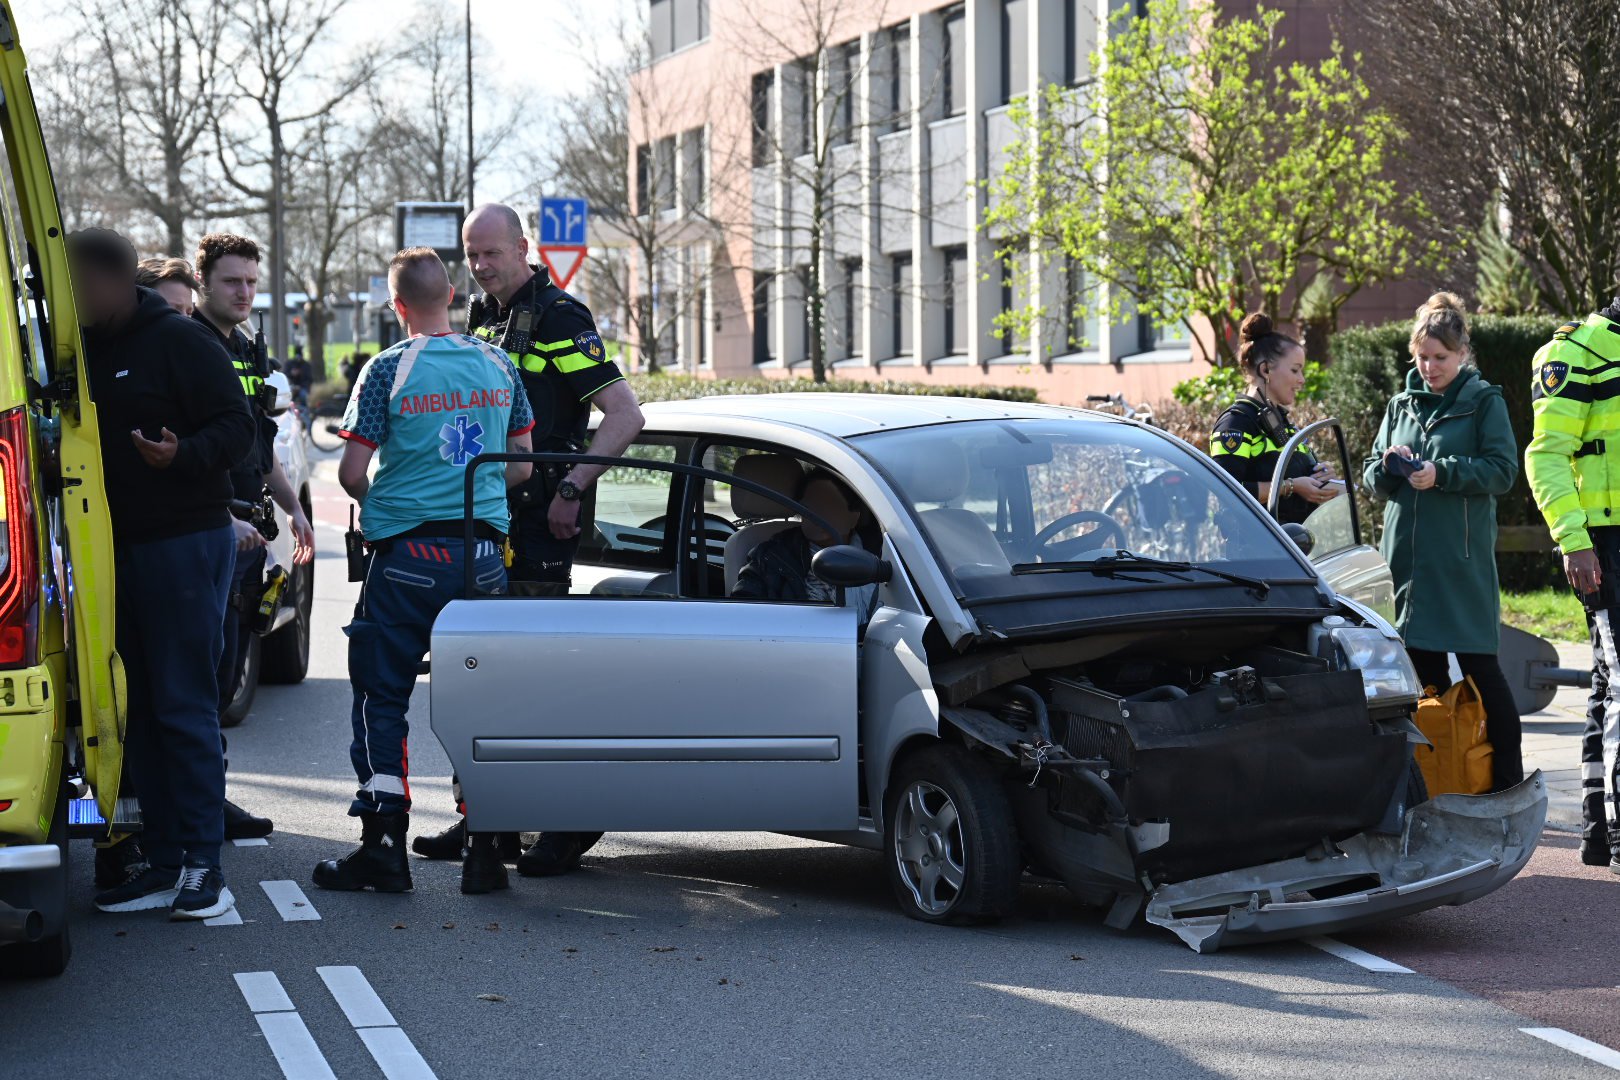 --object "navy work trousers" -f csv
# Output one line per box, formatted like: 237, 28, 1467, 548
116, 525, 234, 870
346, 536, 506, 817
218, 543, 267, 713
